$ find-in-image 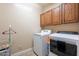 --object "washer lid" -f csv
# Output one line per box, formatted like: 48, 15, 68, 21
34, 32, 51, 36
49, 33, 79, 40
